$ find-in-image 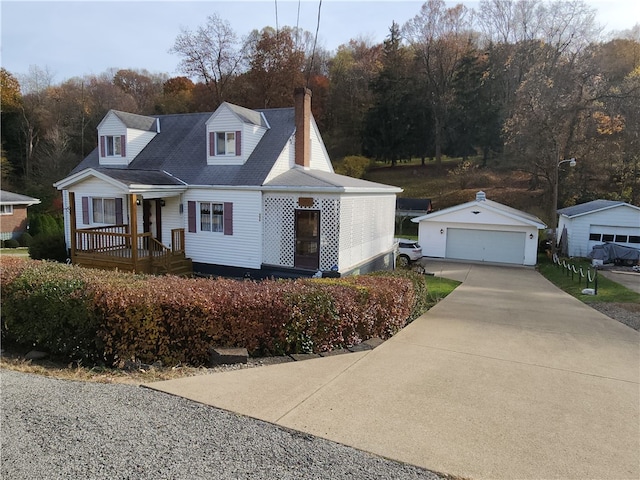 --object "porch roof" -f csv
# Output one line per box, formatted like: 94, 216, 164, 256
54, 168, 187, 196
